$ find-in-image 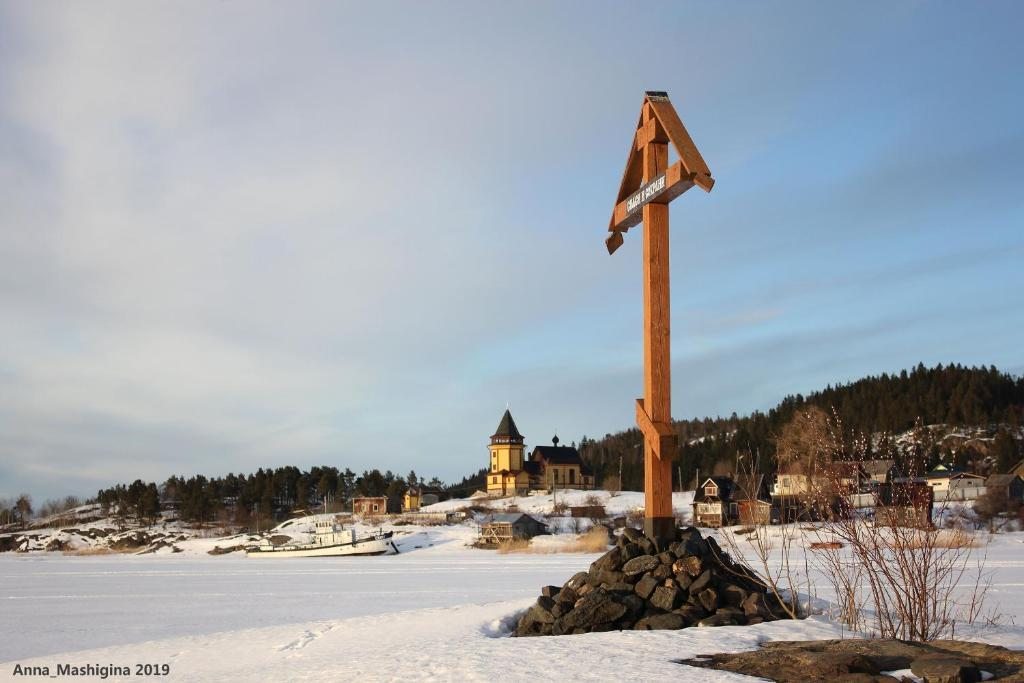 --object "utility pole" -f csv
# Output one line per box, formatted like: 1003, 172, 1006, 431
552, 472, 557, 511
